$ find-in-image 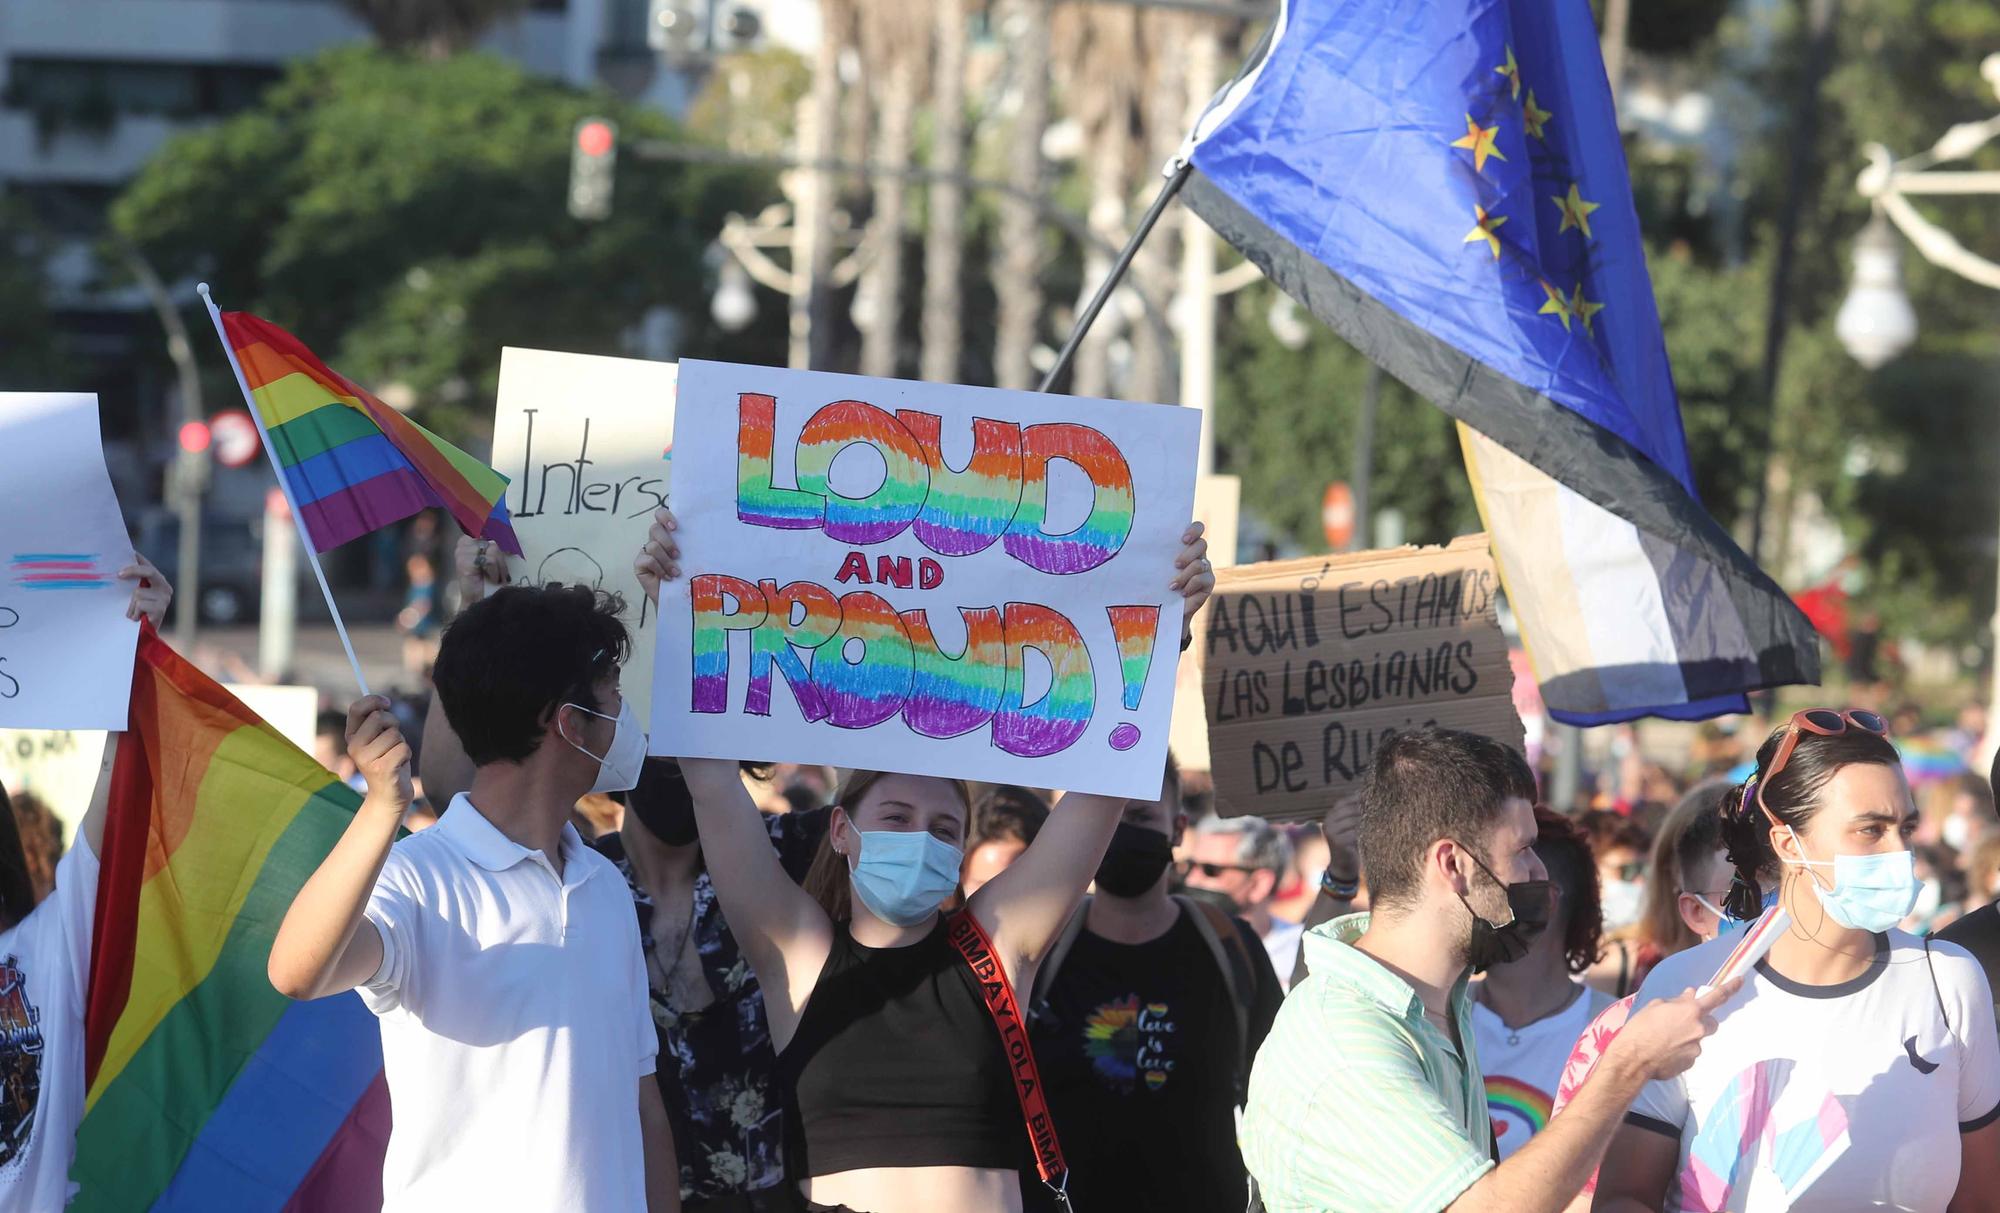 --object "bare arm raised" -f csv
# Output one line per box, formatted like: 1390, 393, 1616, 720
637, 514, 833, 1046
